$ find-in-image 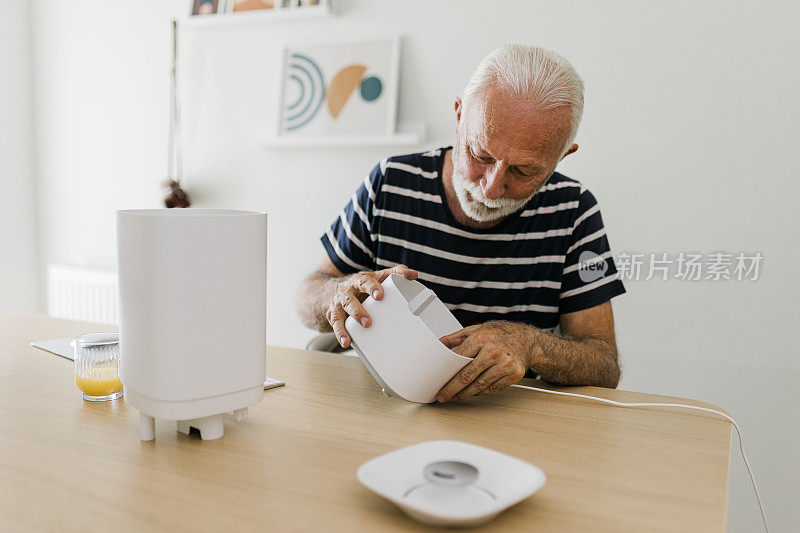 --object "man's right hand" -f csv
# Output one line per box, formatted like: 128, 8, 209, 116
326, 264, 418, 348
